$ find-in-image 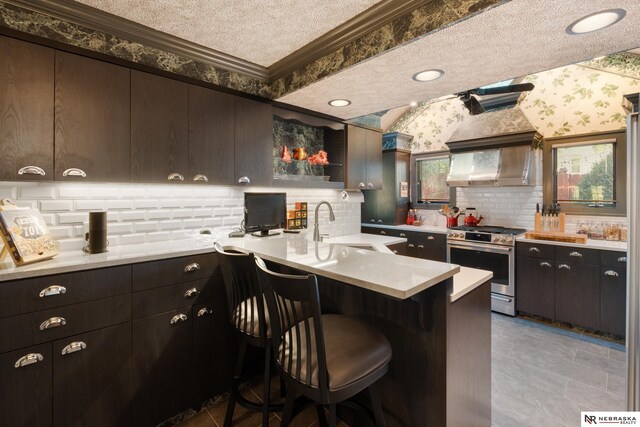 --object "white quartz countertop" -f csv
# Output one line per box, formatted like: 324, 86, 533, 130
361, 223, 448, 234
517, 236, 627, 252
219, 232, 459, 300
451, 267, 493, 303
